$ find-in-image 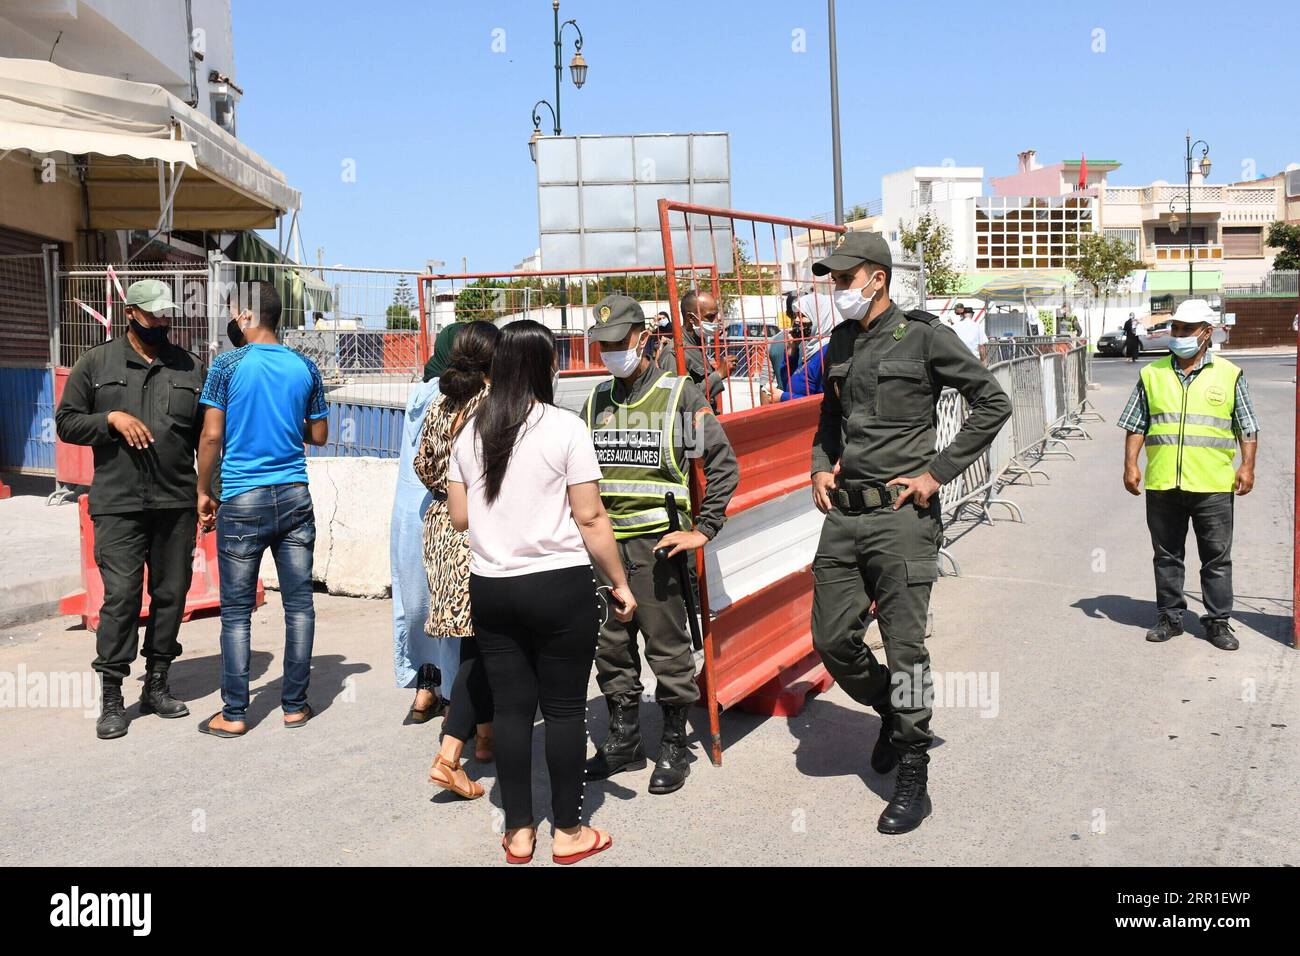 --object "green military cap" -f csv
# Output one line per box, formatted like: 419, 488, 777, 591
587, 294, 647, 343
812, 230, 893, 276
125, 279, 179, 314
